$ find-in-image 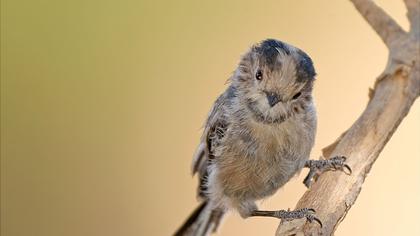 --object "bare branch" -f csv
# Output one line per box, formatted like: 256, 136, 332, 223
403, 0, 420, 36
276, 63, 419, 236
349, 0, 407, 47
275, 0, 420, 235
